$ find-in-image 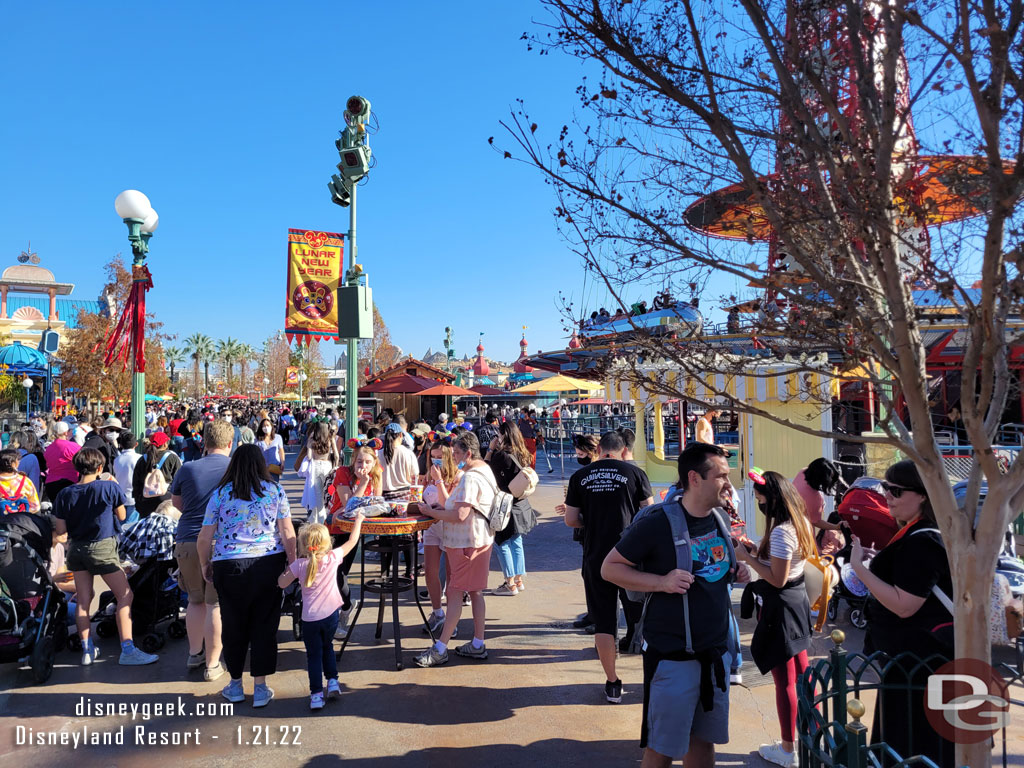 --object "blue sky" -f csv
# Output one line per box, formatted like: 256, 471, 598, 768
0, 1, 622, 365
